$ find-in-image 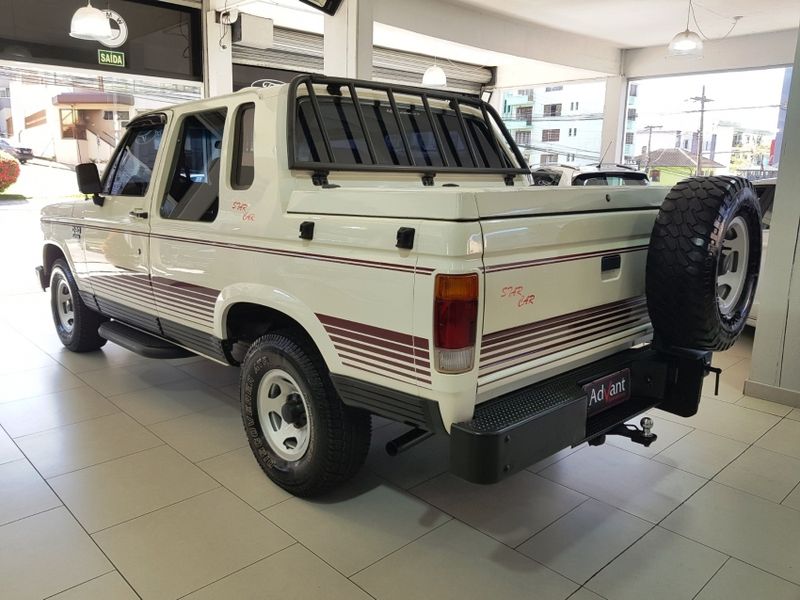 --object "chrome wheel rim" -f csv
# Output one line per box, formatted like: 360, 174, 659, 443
717, 216, 750, 316
257, 369, 310, 462
55, 277, 75, 333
